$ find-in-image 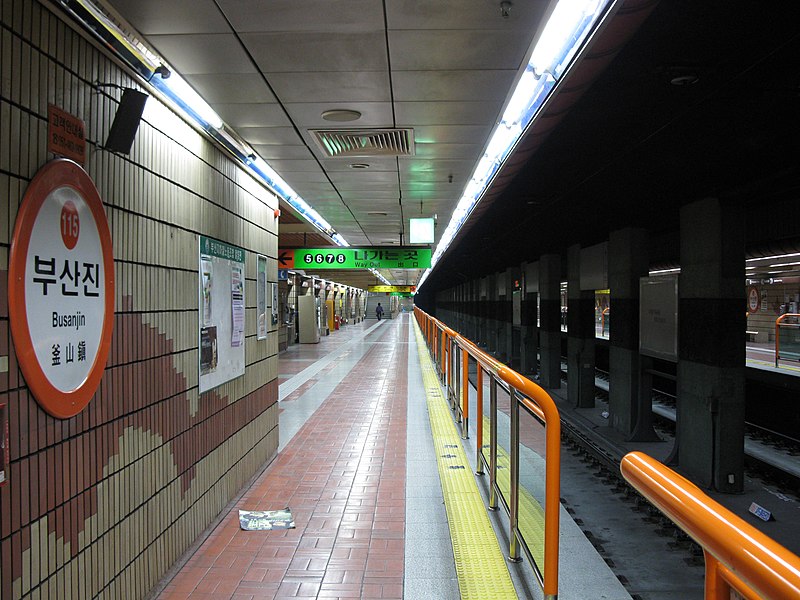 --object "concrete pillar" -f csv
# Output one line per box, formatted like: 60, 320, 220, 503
470, 279, 479, 341
567, 244, 596, 408
486, 272, 499, 355
608, 228, 656, 438
678, 197, 745, 492
478, 276, 488, 347
539, 254, 561, 388
505, 266, 520, 366
520, 261, 539, 376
